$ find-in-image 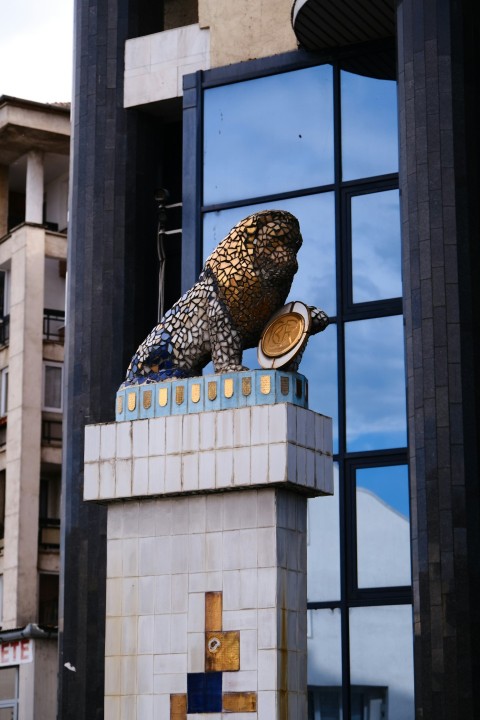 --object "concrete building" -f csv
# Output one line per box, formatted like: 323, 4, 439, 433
0, 96, 69, 719
62, 1, 479, 719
